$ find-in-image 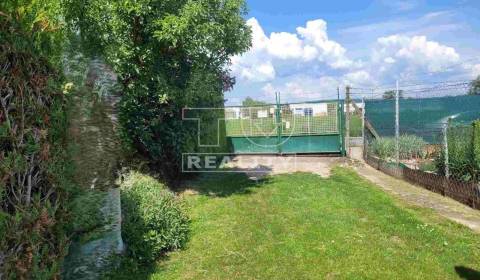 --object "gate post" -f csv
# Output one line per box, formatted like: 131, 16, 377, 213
345, 86, 351, 158
275, 92, 282, 154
